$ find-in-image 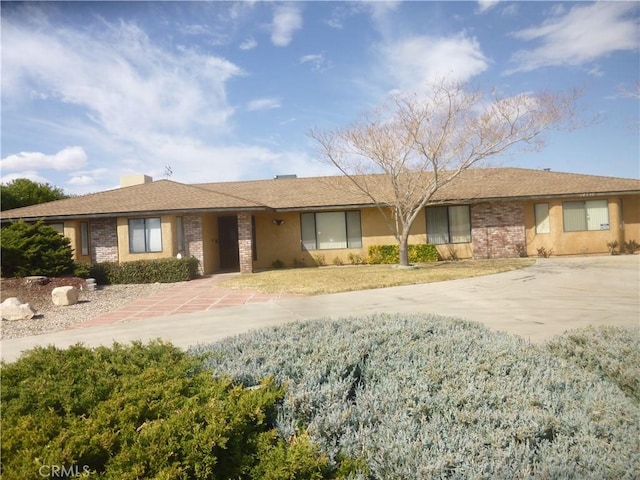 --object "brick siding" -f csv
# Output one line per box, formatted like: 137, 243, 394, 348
237, 213, 254, 273
184, 215, 204, 274
90, 218, 118, 263
472, 201, 526, 259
